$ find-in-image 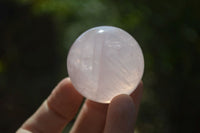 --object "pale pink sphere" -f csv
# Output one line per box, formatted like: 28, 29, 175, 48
67, 26, 144, 103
